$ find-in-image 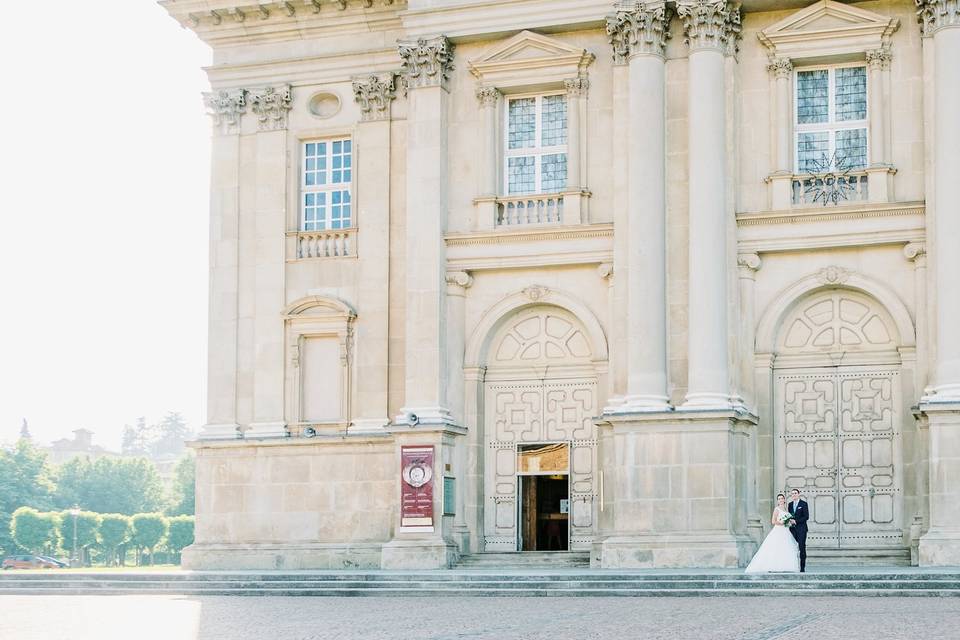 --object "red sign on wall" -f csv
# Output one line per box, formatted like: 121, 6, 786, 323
400, 445, 434, 528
